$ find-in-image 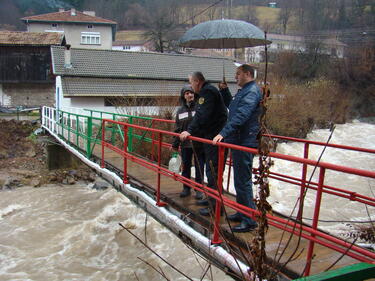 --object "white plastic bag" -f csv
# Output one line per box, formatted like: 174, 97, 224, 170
168, 152, 181, 173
